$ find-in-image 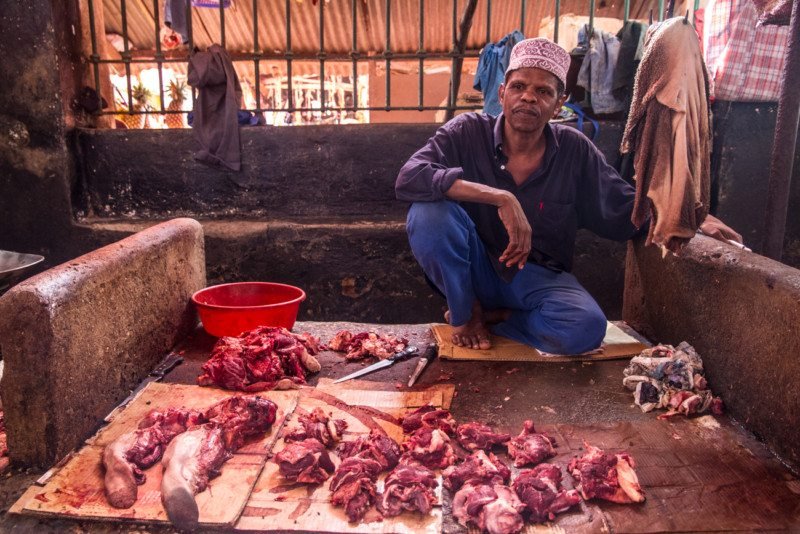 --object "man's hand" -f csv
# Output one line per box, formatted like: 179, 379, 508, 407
699, 214, 747, 249
496, 192, 532, 269
445, 179, 532, 268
